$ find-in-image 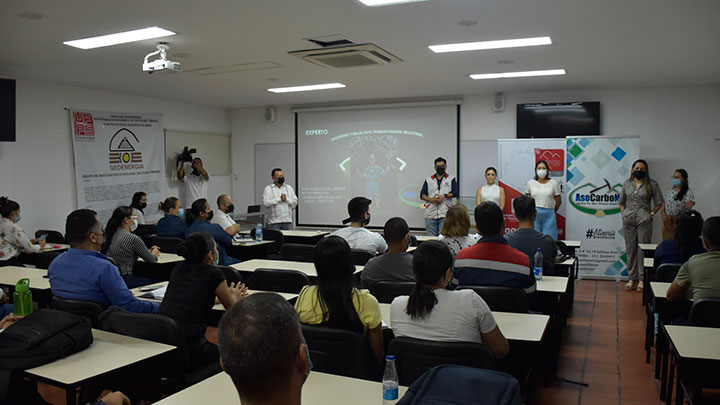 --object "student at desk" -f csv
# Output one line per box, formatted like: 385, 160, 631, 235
667, 216, 720, 302
156, 197, 187, 239
0, 196, 45, 267
654, 209, 705, 271
185, 199, 239, 265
